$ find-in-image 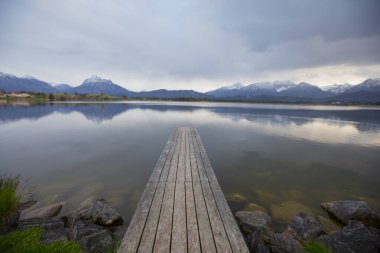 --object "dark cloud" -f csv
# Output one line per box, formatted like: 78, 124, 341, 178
0, 0, 379, 91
